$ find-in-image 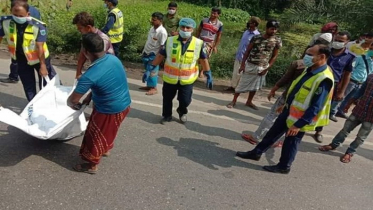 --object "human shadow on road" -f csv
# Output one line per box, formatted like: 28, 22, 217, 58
207, 109, 261, 125
0, 126, 81, 171
127, 108, 161, 124
156, 137, 263, 171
